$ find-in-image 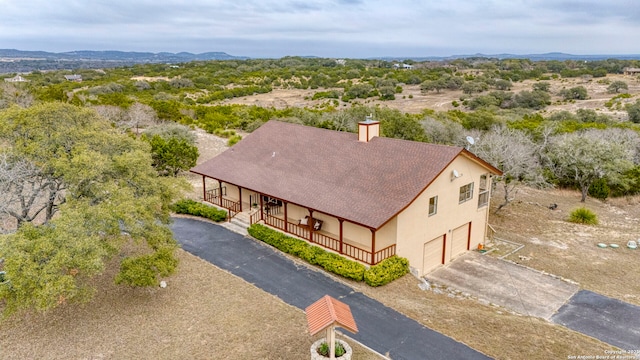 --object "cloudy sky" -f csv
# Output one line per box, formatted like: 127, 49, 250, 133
0, 0, 638, 58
